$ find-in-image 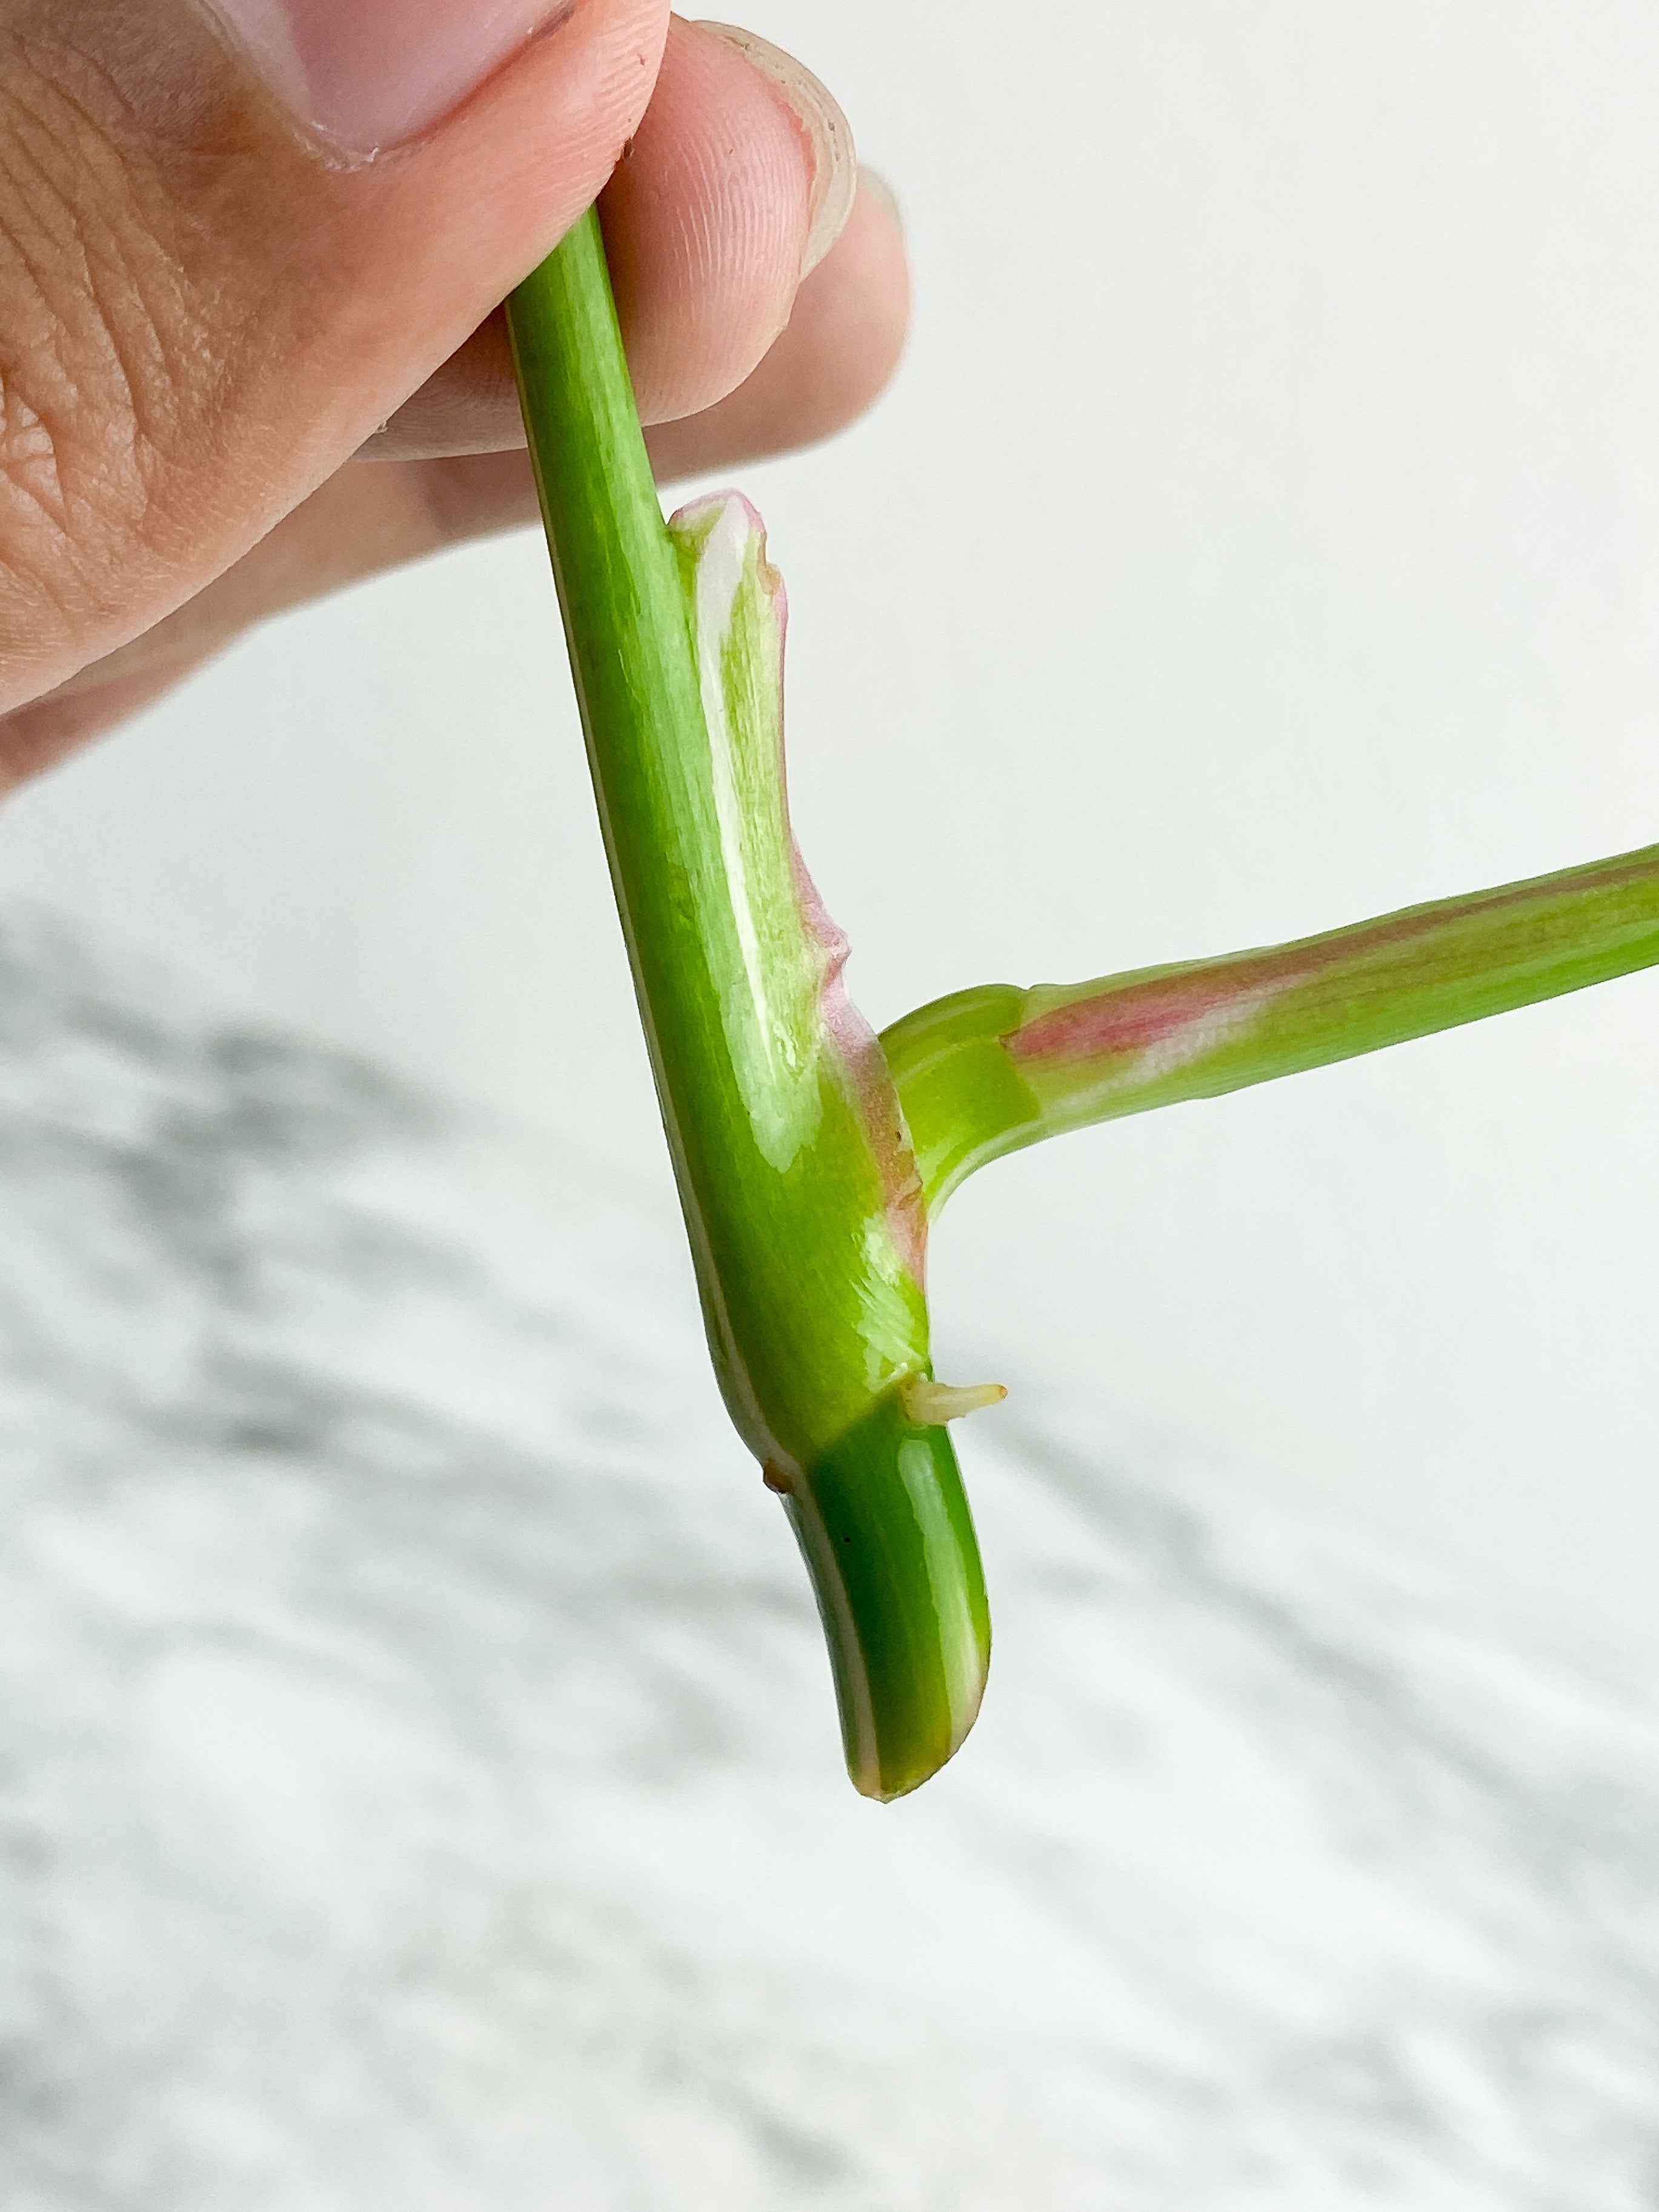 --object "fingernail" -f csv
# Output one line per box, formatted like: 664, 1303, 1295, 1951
857, 164, 904, 239
197, 0, 578, 157
694, 24, 857, 277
